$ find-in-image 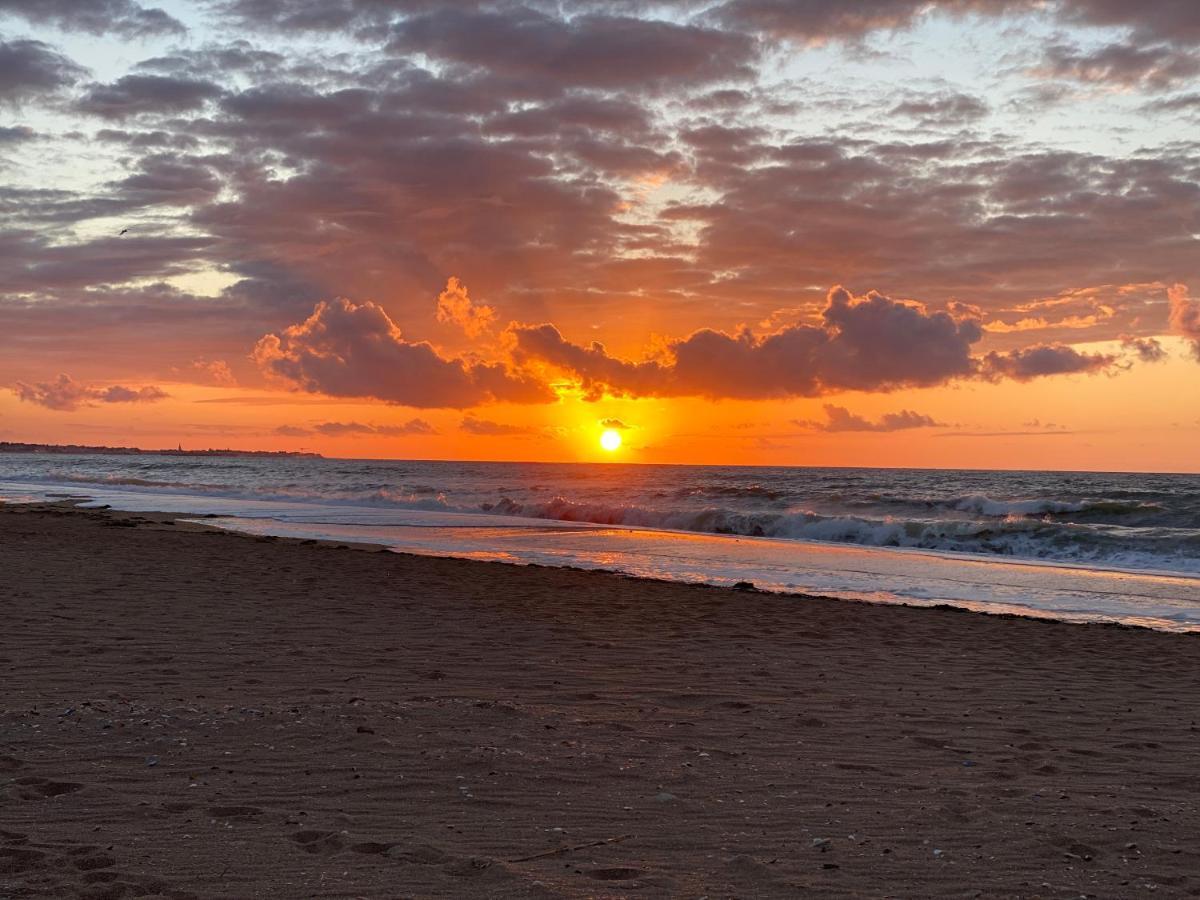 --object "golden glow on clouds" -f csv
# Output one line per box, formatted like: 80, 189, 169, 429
2, 336, 1198, 472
